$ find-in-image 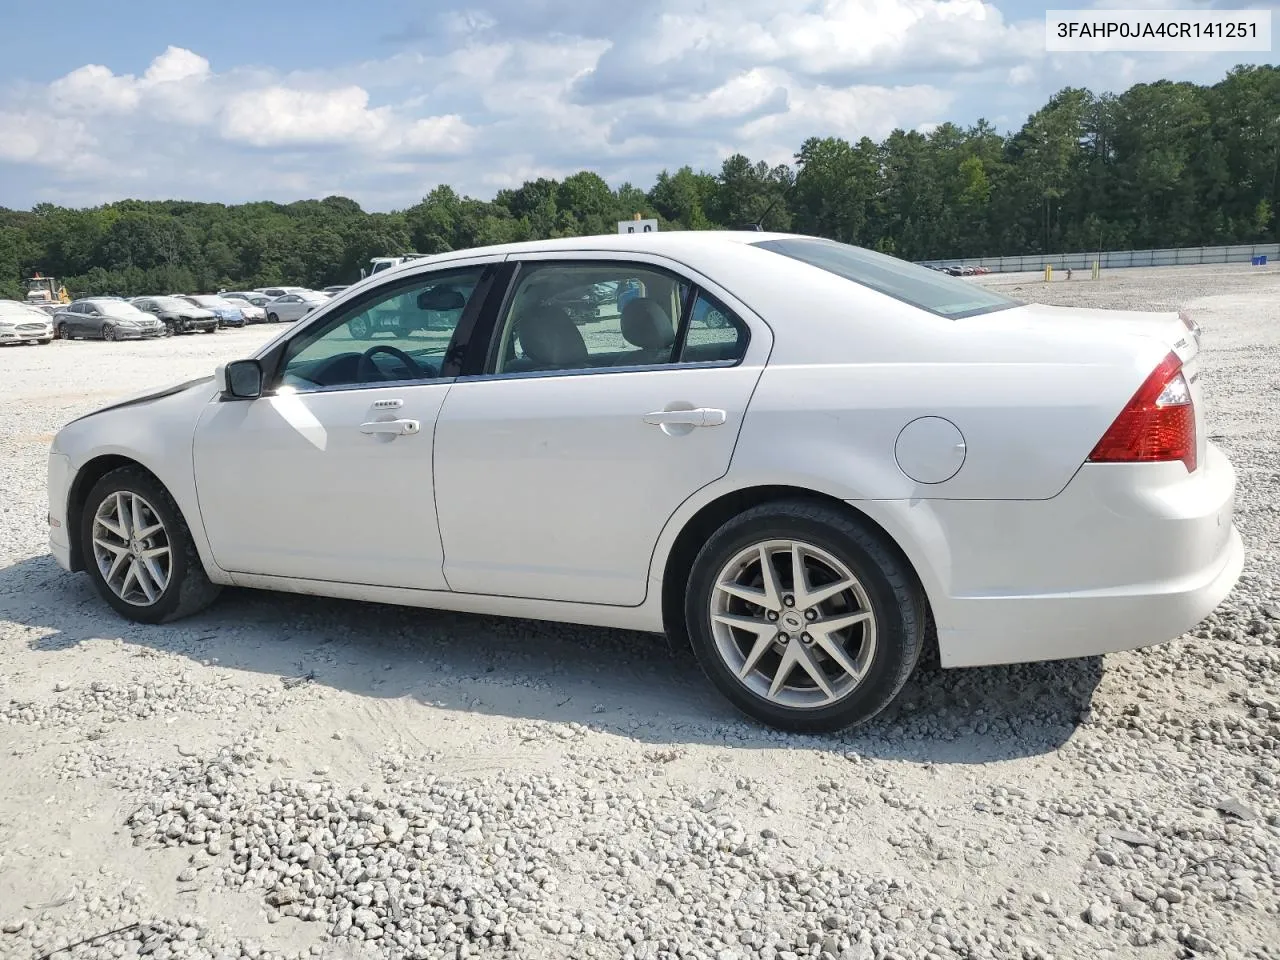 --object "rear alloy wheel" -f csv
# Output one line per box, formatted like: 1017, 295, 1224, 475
267, 312, 280, 324
56, 323, 69, 340
685, 500, 925, 733
81, 467, 220, 624
102, 324, 117, 341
